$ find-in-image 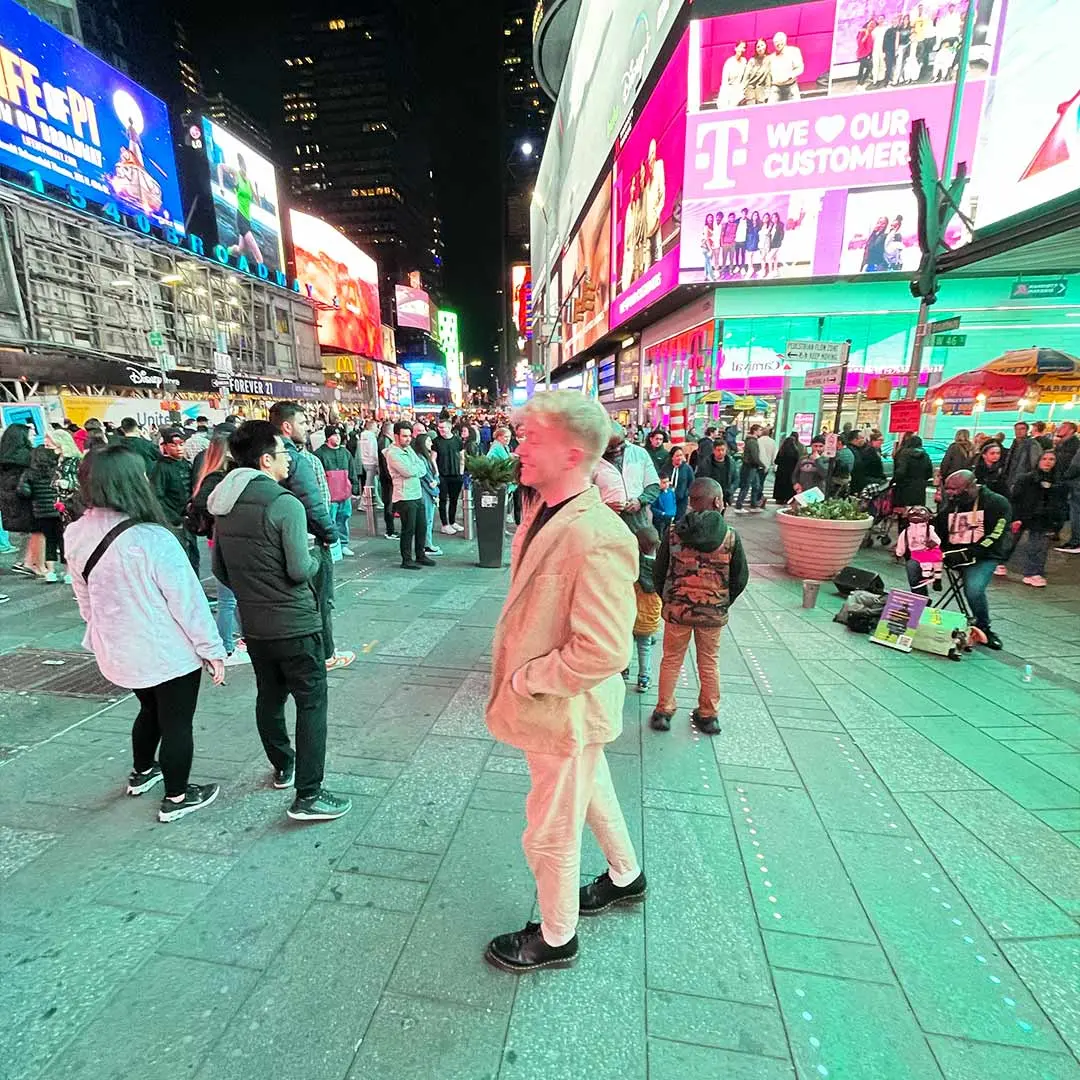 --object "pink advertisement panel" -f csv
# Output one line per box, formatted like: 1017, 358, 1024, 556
610, 32, 689, 331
